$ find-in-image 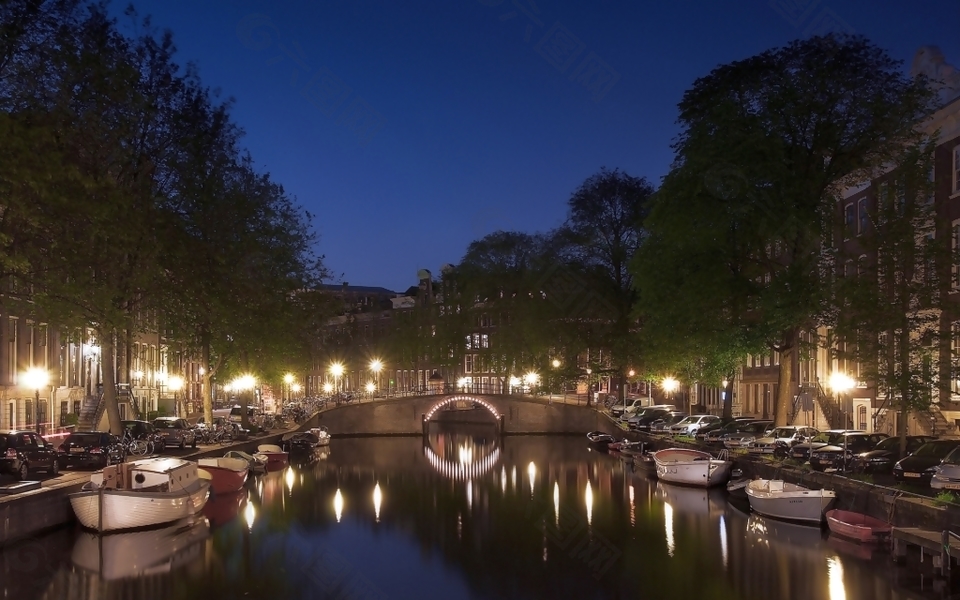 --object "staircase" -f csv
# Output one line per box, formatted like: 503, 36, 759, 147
814, 382, 845, 430
77, 393, 103, 431
917, 404, 958, 437
117, 384, 138, 420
